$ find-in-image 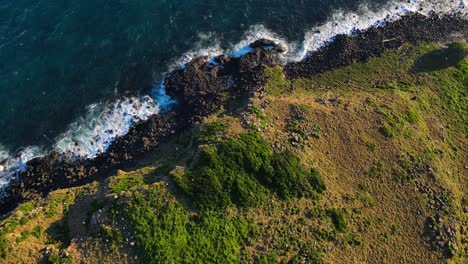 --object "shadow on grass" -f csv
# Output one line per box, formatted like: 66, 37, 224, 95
411, 42, 467, 73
